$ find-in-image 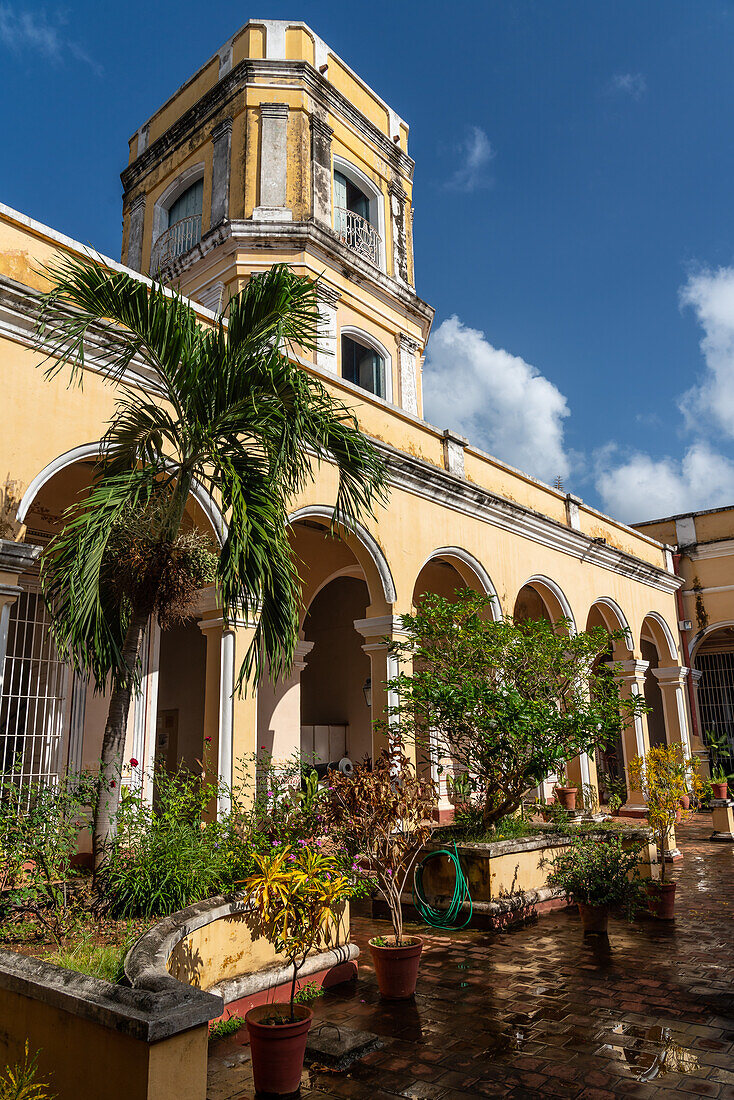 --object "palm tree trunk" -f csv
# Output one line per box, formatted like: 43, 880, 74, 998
92, 605, 150, 879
